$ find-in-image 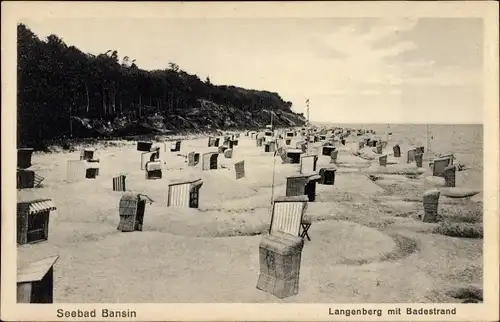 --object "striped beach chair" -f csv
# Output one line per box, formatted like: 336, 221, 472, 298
112, 175, 126, 191
34, 173, 45, 188
269, 196, 311, 241
167, 179, 203, 208
66, 160, 87, 183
